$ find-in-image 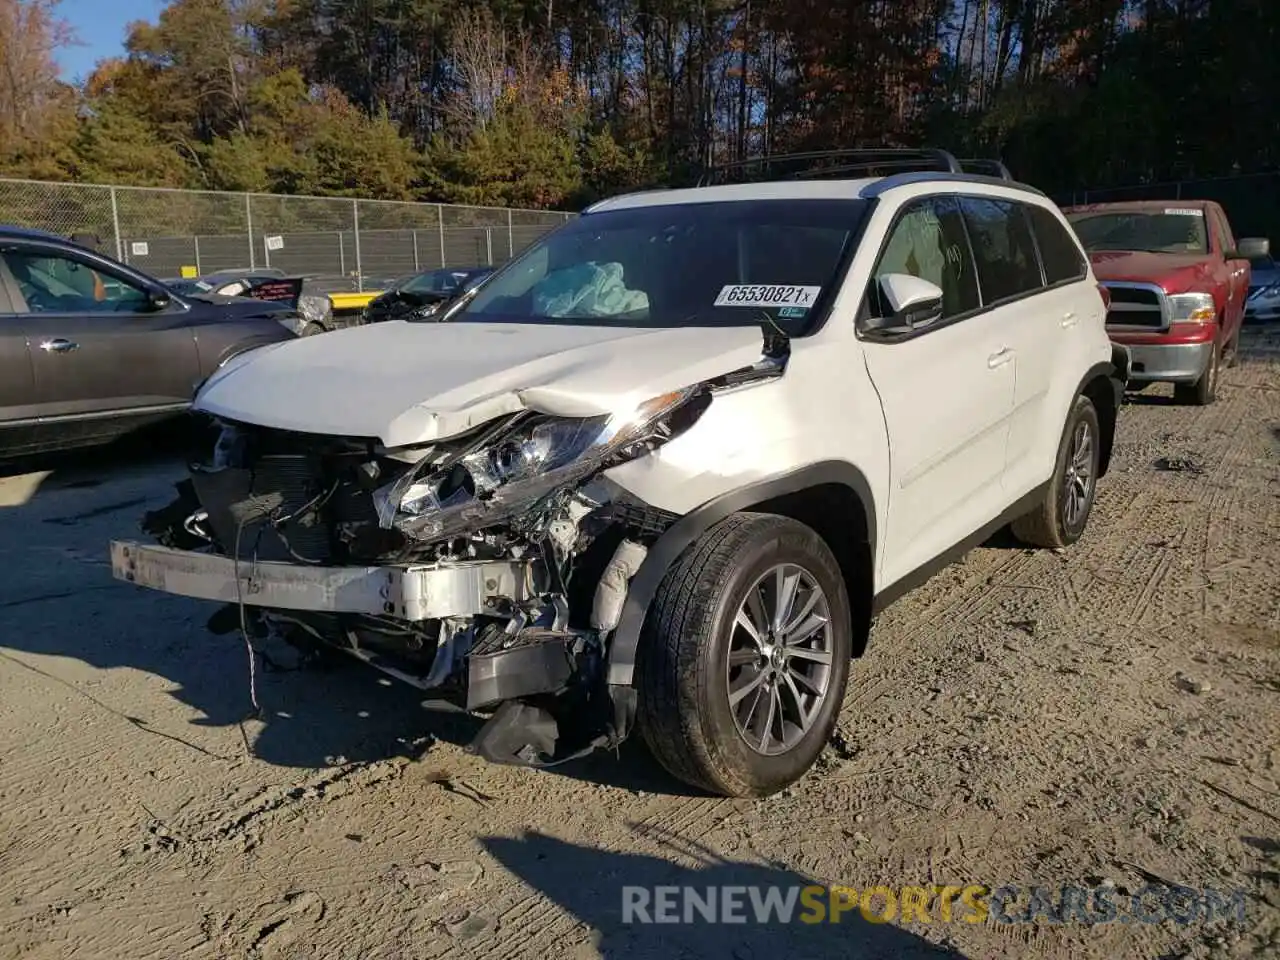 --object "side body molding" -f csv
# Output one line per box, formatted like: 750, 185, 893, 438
604, 460, 877, 691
